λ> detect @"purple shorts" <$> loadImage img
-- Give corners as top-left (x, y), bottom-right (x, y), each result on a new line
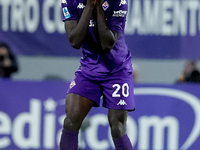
top-left (67, 71), bottom-right (135, 111)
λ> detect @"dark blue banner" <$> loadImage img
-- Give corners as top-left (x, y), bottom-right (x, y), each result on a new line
top-left (0, 80), bottom-right (200, 150)
top-left (0, 0), bottom-right (200, 59)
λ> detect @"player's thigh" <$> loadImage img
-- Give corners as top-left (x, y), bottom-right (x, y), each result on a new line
top-left (108, 109), bottom-right (128, 126)
top-left (67, 71), bottom-right (102, 107)
top-left (108, 109), bottom-right (128, 138)
top-left (65, 93), bottom-right (95, 122)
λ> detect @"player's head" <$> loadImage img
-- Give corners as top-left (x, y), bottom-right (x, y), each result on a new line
top-left (184, 60), bottom-right (197, 75)
top-left (185, 70), bottom-right (200, 82)
top-left (0, 42), bottom-right (12, 55)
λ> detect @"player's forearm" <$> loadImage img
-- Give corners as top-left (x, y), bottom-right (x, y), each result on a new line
top-left (68, 5), bottom-right (94, 49)
top-left (95, 4), bottom-right (116, 52)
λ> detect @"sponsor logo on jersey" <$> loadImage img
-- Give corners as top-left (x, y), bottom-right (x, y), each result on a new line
top-left (119, 0), bottom-right (127, 6)
top-left (63, 7), bottom-right (70, 19)
top-left (89, 20), bottom-right (96, 27)
top-left (77, 3), bottom-right (85, 9)
top-left (117, 99), bottom-right (127, 105)
top-left (62, 0), bottom-right (67, 4)
top-left (112, 10), bottom-right (127, 17)
top-left (70, 80), bottom-right (76, 88)
top-left (102, 1), bottom-right (109, 11)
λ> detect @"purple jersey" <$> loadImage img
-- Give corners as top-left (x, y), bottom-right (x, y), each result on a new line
top-left (61, 0), bottom-right (132, 80)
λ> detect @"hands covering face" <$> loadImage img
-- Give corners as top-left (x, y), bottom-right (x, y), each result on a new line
top-left (96, 0), bottom-right (104, 4)
top-left (87, 0), bottom-right (104, 6)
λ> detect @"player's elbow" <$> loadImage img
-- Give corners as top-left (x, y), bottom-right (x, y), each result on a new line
top-left (71, 43), bottom-right (81, 49)
top-left (102, 42), bottom-right (115, 53)
top-left (102, 46), bottom-right (112, 53)
top-left (69, 40), bottom-right (81, 49)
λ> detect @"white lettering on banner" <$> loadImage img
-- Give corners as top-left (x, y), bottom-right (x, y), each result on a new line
top-left (0, 112), bottom-right (11, 148)
top-left (24, 0), bottom-right (40, 33)
top-left (139, 116), bottom-right (179, 150)
top-left (1, 88), bottom-right (200, 149)
top-left (43, 0), bottom-right (55, 33)
top-left (125, 0), bottom-right (200, 36)
top-left (42, 0), bottom-right (65, 33)
top-left (172, 0), bottom-right (187, 36)
top-left (0, 0), bottom-right (64, 33)
top-left (0, 0), bottom-right (38, 32)
top-left (0, 98), bottom-right (64, 149)
top-left (57, 114), bottom-right (65, 146)
top-left (43, 113), bottom-right (56, 148)
top-left (0, 0), bottom-right (11, 31)
top-left (86, 115), bottom-right (138, 150)
top-left (134, 87), bottom-right (200, 150)
top-left (1, 0), bottom-right (39, 32)
top-left (55, 0), bottom-right (65, 33)
top-left (161, 0), bottom-right (173, 36)
top-left (12, 99), bottom-right (41, 148)
top-left (86, 114), bottom-right (109, 149)
top-left (0, 0), bottom-right (199, 35)
top-left (11, 0), bottom-right (24, 32)
top-left (188, 0), bottom-right (199, 36)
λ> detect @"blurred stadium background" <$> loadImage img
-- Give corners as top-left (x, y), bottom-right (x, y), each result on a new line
top-left (1, 0), bottom-right (200, 150)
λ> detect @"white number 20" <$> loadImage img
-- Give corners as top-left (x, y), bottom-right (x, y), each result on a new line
top-left (112, 83), bottom-right (129, 97)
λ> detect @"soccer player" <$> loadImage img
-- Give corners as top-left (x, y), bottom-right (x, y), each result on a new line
top-left (60, 0), bottom-right (135, 149)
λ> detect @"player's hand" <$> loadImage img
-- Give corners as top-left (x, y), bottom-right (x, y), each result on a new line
top-left (87, 0), bottom-right (97, 7)
top-left (96, 0), bottom-right (104, 4)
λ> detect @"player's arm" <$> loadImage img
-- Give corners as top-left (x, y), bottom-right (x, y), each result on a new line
top-left (95, 1), bottom-right (120, 52)
top-left (64, 0), bottom-right (96, 49)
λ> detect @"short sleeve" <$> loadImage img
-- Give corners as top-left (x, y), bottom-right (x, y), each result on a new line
top-left (61, 0), bottom-right (79, 21)
top-left (107, 0), bottom-right (128, 34)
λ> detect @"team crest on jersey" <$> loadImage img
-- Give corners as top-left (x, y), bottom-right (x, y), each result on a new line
top-left (70, 80), bottom-right (76, 89)
top-left (102, 1), bottom-right (109, 11)
top-left (63, 7), bottom-right (70, 19)
top-left (119, 0), bottom-right (127, 6)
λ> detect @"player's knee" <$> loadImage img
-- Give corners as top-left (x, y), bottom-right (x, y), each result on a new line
top-left (64, 117), bottom-right (82, 131)
top-left (110, 122), bottom-right (126, 138)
